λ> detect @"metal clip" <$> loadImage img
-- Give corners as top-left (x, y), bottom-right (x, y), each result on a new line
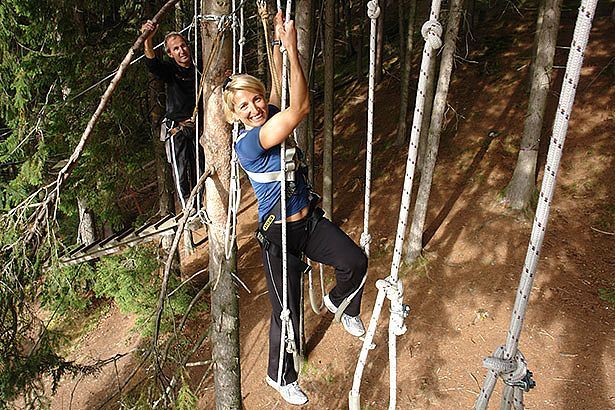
top-left (504, 370), bottom-right (536, 392)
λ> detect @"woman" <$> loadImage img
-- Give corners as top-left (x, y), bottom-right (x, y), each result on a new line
top-left (222, 13), bottom-right (367, 406)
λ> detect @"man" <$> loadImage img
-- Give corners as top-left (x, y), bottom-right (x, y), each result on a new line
top-left (140, 20), bottom-right (201, 210)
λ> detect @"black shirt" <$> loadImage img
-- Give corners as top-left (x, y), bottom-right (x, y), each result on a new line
top-left (145, 56), bottom-right (196, 122)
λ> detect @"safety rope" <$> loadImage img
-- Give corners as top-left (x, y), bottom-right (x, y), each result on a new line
top-left (349, 1), bottom-right (443, 408)
top-left (224, 0), bottom-right (246, 260)
top-left (257, 2), bottom-right (283, 99)
top-left (361, 0), bottom-right (377, 258)
top-left (194, 0), bottom-right (203, 213)
top-left (475, 0), bottom-right (598, 408)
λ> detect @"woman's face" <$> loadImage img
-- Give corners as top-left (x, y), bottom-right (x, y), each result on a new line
top-left (233, 89), bottom-right (268, 129)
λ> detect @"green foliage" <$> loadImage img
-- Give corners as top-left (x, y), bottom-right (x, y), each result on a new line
top-left (175, 381), bottom-right (198, 410)
top-left (599, 286), bottom-right (615, 304)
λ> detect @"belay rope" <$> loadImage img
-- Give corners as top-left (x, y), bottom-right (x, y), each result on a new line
top-left (349, 0), bottom-right (443, 408)
top-left (224, 0), bottom-right (246, 260)
top-left (474, 0), bottom-right (598, 408)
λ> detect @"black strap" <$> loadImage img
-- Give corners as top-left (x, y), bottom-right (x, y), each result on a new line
top-left (254, 229), bottom-right (311, 275)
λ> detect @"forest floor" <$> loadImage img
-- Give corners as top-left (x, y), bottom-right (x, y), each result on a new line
top-left (49, 7), bottom-right (613, 410)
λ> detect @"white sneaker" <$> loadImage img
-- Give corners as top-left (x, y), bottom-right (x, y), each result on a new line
top-left (265, 376), bottom-right (309, 406)
top-left (341, 314), bottom-right (366, 337)
top-left (324, 294), bottom-right (366, 337)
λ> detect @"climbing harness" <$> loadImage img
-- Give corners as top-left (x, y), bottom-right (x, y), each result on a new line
top-left (349, 1), bottom-right (443, 408)
top-left (474, 0), bottom-right (598, 408)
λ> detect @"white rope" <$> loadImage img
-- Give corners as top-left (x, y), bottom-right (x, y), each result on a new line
top-left (275, 0), bottom-right (298, 386)
top-left (194, 0), bottom-right (203, 214)
top-left (475, 0), bottom-right (598, 408)
top-left (361, 0), bottom-right (379, 257)
top-left (224, 0), bottom-right (245, 260)
top-left (349, 0), bottom-right (443, 408)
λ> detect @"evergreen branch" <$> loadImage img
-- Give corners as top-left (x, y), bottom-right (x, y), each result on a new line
top-left (19, 0), bottom-right (182, 249)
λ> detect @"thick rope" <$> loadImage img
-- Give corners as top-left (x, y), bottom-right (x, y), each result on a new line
top-left (361, 0), bottom-right (379, 257)
top-left (475, 0), bottom-right (598, 408)
top-left (224, 0), bottom-right (246, 260)
top-left (194, 0), bottom-right (203, 213)
top-left (349, 1), bottom-right (443, 408)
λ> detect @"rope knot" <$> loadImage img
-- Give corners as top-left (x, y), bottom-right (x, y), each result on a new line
top-left (280, 309), bottom-right (291, 322)
top-left (367, 1), bottom-right (381, 20)
top-left (256, 0), bottom-right (269, 20)
top-left (360, 232), bottom-right (372, 249)
top-left (421, 19), bottom-right (443, 50)
top-left (483, 346), bottom-right (536, 392)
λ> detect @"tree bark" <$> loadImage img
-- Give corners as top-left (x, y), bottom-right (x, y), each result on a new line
top-left (77, 198), bottom-right (96, 245)
top-left (405, 0), bottom-right (464, 264)
top-left (322, 0), bottom-right (335, 218)
top-left (504, 0), bottom-right (561, 210)
top-left (201, 0), bottom-right (241, 408)
top-left (295, 0), bottom-right (313, 158)
top-left (394, 0), bottom-right (418, 146)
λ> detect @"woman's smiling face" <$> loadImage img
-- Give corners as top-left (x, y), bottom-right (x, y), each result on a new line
top-left (233, 89), bottom-right (268, 129)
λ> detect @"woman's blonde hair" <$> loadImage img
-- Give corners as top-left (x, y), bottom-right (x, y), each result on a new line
top-left (222, 74), bottom-right (267, 123)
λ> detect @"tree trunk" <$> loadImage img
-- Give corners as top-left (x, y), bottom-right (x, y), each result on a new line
top-left (394, 0), bottom-right (418, 146)
top-left (374, 0), bottom-right (385, 84)
top-left (505, 0), bottom-right (561, 210)
top-left (322, 0), bottom-right (335, 218)
top-left (416, 56), bottom-right (438, 172)
top-left (201, 1), bottom-right (241, 408)
top-left (77, 198), bottom-right (96, 245)
top-left (295, 0), bottom-right (313, 157)
top-left (405, 0), bottom-right (464, 264)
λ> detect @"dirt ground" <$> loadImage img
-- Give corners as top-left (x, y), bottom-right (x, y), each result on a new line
top-left (50, 9), bottom-right (613, 410)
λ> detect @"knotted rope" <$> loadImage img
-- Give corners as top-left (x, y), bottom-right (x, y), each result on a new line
top-left (349, 0), bottom-right (443, 408)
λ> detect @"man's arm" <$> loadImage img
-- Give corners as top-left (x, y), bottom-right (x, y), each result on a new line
top-left (140, 20), bottom-right (173, 82)
top-left (140, 20), bottom-right (158, 59)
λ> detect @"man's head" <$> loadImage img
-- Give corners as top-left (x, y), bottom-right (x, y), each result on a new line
top-left (164, 32), bottom-right (191, 68)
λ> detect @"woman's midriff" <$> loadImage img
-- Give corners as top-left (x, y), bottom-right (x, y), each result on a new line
top-left (275, 204), bottom-right (310, 223)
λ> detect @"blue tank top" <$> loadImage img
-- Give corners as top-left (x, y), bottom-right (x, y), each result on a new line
top-left (235, 105), bottom-right (310, 222)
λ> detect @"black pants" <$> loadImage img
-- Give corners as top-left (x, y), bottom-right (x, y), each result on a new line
top-left (261, 213), bottom-right (367, 385)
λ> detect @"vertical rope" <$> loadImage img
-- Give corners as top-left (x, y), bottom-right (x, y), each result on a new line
top-left (276, 0), bottom-right (296, 386)
top-left (361, 0), bottom-right (379, 257)
top-left (349, 1), bottom-right (443, 408)
top-left (194, 0), bottom-right (202, 213)
top-left (475, 0), bottom-right (598, 407)
top-left (224, 0), bottom-right (245, 260)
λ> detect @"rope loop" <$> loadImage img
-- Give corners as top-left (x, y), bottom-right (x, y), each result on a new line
top-left (367, 0), bottom-right (381, 20)
top-left (421, 19), bottom-right (443, 50)
top-left (483, 346), bottom-right (534, 390)
top-left (360, 232), bottom-right (372, 249)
